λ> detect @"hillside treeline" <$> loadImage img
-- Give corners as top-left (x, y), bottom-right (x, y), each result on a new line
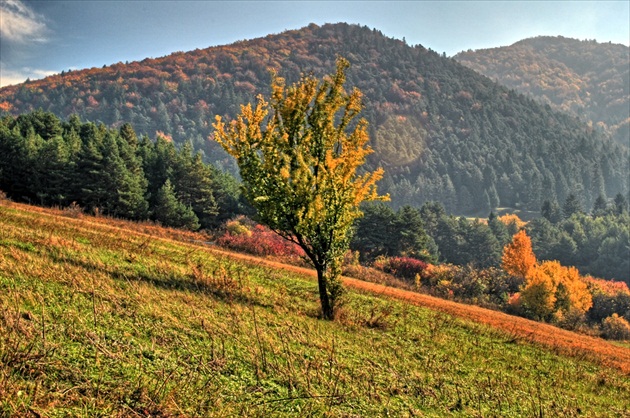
top-left (0, 23), bottom-right (627, 214)
top-left (355, 200), bottom-right (629, 285)
top-left (0, 111), bottom-right (246, 229)
top-left (454, 36), bottom-right (630, 146)
top-left (1, 110), bottom-right (628, 284)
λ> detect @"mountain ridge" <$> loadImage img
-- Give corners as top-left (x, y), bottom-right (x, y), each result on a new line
top-left (454, 36), bottom-right (630, 147)
top-left (1, 23), bottom-right (627, 214)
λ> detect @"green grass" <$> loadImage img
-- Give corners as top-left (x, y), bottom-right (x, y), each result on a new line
top-left (1, 202), bottom-right (629, 417)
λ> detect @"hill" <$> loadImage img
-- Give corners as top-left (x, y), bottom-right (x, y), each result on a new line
top-left (454, 36), bottom-right (630, 147)
top-left (1, 199), bottom-right (629, 416)
top-left (0, 24), bottom-right (628, 214)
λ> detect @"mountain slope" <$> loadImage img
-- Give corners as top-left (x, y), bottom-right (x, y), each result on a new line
top-left (1, 200), bottom-right (629, 416)
top-left (0, 24), bottom-right (627, 213)
top-left (454, 36), bottom-right (630, 147)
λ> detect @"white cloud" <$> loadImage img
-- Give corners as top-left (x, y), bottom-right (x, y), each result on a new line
top-left (0, 0), bottom-right (49, 43)
top-left (0, 66), bottom-right (56, 88)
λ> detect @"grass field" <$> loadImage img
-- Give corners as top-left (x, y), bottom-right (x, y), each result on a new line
top-left (1, 200), bottom-right (629, 417)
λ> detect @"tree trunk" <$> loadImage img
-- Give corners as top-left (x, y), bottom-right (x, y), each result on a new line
top-left (316, 267), bottom-right (334, 320)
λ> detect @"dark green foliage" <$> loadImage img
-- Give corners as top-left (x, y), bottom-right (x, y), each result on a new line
top-left (563, 194), bottom-right (583, 219)
top-left (0, 111), bottom-right (229, 228)
top-left (614, 192), bottom-right (628, 215)
top-left (592, 195), bottom-right (609, 218)
top-left (541, 200), bottom-right (563, 224)
top-left (209, 166), bottom-right (253, 227)
top-left (169, 142), bottom-right (218, 227)
top-left (153, 179), bottom-right (200, 230)
top-left (1, 24), bottom-right (626, 214)
top-left (454, 36), bottom-right (630, 146)
top-left (528, 211), bottom-right (630, 284)
top-left (588, 292), bottom-right (630, 324)
top-left (418, 202), bottom-right (502, 268)
top-left (421, 264), bottom-right (518, 307)
top-left (352, 203), bottom-right (438, 263)
top-left (488, 212), bottom-right (510, 247)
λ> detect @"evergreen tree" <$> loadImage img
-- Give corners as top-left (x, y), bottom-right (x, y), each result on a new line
top-left (541, 199), bottom-right (563, 224)
top-left (488, 211), bottom-right (511, 247)
top-left (591, 195), bottom-right (608, 218)
top-left (395, 205), bottom-right (438, 262)
top-left (465, 219), bottom-right (502, 268)
top-left (351, 203), bottom-right (398, 261)
top-left (171, 142), bottom-right (218, 228)
top-left (563, 193), bottom-right (583, 219)
top-left (614, 192), bottom-right (628, 215)
top-left (153, 179), bottom-right (200, 230)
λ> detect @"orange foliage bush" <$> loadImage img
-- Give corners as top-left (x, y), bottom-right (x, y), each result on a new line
top-left (520, 266), bottom-right (557, 320)
top-left (498, 213), bottom-right (526, 232)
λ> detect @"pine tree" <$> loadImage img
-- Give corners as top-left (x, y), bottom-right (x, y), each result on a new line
top-left (488, 211), bottom-right (511, 247)
top-left (171, 142), bottom-right (218, 228)
top-left (614, 192), bottom-right (628, 215)
top-left (591, 195), bottom-right (608, 218)
top-left (563, 193), bottom-right (583, 219)
top-left (153, 179), bottom-right (200, 230)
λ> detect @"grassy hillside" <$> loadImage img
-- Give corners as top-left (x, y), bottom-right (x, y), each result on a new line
top-left (1, 200), bottom-right (629, 417)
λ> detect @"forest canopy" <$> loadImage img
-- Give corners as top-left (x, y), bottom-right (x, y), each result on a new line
top-left (0, 23), bottom-right (627, 215)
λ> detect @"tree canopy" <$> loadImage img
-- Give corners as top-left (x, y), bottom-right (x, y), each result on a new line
top-left (214, 58), bottom-right (386, 319)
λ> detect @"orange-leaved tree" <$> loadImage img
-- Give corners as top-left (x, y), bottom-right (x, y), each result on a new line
top-left (520, 266), bottom-right (557, 320)
top-left (501, 229), bottom-right (537, 279)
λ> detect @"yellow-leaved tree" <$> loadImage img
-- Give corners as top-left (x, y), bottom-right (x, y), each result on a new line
top-left (520, 266), bottom-right (557, 320)
top-left (213, 58), bottom-right (387, 319)
top-left (537, 261), bottom-right (593, 314)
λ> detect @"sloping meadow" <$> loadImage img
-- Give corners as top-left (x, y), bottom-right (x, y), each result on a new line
top-left (1, 201), bottom-right (628, 417)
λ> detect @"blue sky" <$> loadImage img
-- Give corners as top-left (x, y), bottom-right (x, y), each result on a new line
top-left (1, 0), bottom-right (629, 87)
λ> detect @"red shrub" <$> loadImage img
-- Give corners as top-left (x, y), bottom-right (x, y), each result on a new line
top-left (217, 222), bottom-right (305, 258)
top-left (373, 256), bottom-right (428, 281)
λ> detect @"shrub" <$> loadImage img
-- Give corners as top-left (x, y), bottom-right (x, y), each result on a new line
top-left (64, 201), bottom-right (84, 218)
top-left (217, 218), bottom-right (305, 258)
top-left (225, 217), bottom-right (252, 236)
top-left (601, 314), bottom-right (630, 340)
top-left (373, 256), bottom-right (428, 282)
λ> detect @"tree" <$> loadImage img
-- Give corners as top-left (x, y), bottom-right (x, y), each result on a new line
top-left (214, 58), bottom-right (386, 319)
top-left (541, 199), bottom-right (562, 224)
top-left (591, 195), bottom-right (608, 218)
top-left (153, 179), bottom-right (200, 230)
top-left (614, 192), bottom-right (628, 215)
top-left (520, 265), bottom-right (556, 320)
top-left (488, 211), bottom-right (510, 247)
top-left (563, 193), bottom-right (583, 219)
top-left (395, 205), bottom-right (437, 262)
top-left (351, 203), bottom-right (398, 261)
top-left (501, 230), bottom-right (537, 279)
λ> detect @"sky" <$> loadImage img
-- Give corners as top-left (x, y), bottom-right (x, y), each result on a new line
top-left (1, 0), bottom-right (629, 88)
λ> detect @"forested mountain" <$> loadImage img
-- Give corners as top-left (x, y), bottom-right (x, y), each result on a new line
top-left (454, 36), bottom-right (630, 147)
top-left (0, 23), bottom-right (627, 214)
